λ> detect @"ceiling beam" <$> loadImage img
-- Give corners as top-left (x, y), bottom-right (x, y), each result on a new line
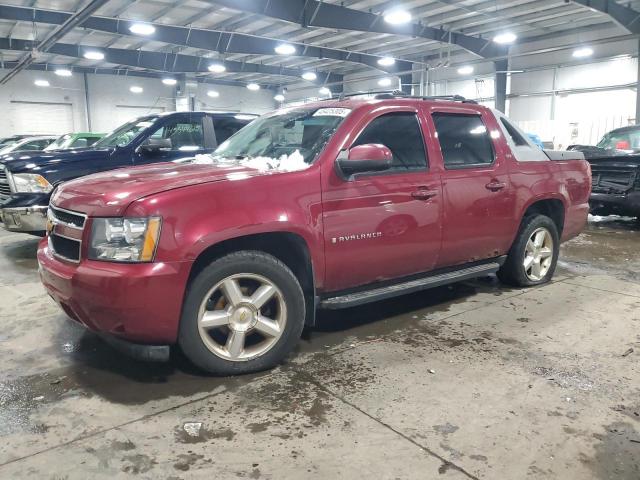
top-left (0, 0), bottom-right (111, 84)
top-left (0, 37), bottom-right (343, 85)
top-left (571, 0), bottom-right (640, 34)
top-left (0, 5), bottom-right (412, 73)
top-left (208, 0), bottom-right (507, 59)
top-left (0, 60), bottom-right (257, 88)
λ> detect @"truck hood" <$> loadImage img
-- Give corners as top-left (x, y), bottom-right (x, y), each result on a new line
top-left (0, 148), bottom-right (111, 173)
top-left (52, 160), bottom-right (270, 215)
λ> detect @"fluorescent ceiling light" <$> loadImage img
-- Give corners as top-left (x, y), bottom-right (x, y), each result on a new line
top-left (54, 68), bottom-right (72, 77)
top-left (129, 23), bottom-right (155, 35)
top-left (457, 65), bottom-right (474, 75)
top-left (247, 83), bottom-right (260, 91)
top-left (34, 79), bottom-right (50, 87)
top-left (83, 50), bottom-right (104, 60)
top-left (162, 78), bottom-right (177, 85)
top-left (377, 56), bottom-right (396, 67)
top-left (493, 32), bottom-right (517, 44)
top-left (573, 47), bottom-right (593, 58)
top-left (319, 87), bottom-right (331, 95)
top-left (384, 9), bottom-right (412, 25)
top-left (274, 94), bottom-right (285, 102)
top-left (235, 114), bottom-right (256, 120)
top-left (130, 86), bottom-right (143, 93)
top-left (378, 78), bottom-right (392, 87)
top-left (207, 90), bottom-right (220, 98)
top-left (302, 71), bottom-right (317, 81)
top-left (208, 63), bottom-right (226, 73)
top-left (275, 44), bottom-right (296, 55)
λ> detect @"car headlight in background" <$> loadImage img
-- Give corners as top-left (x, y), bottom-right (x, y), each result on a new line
top-left (12, 173), bottom-right (53, 193)
top-left (89, 217), bottom-right (161, 262)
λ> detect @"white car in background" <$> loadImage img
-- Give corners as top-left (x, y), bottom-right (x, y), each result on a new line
top-left (0, 136), bottom-right (57, 155)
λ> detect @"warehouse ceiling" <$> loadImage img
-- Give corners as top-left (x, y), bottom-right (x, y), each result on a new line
top-left (0, 0), bottom-right (639, 89)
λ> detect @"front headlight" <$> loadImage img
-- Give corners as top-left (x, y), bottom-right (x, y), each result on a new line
top-left (12, 173), bottom-right (53, 193)
top-left (89, 217), bottom-right (162, 262)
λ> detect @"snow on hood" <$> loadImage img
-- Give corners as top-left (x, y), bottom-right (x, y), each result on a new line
top-left (191, 149), bottom-right (310, 172)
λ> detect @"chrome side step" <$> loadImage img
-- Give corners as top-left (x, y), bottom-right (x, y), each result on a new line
top-left (319, 262), bottom-right (501, 309)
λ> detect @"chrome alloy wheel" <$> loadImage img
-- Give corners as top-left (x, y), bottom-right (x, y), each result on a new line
top-left (197, 273), bottom-right (287, 362)
top-left (523, 227), bottom-right (554, 281)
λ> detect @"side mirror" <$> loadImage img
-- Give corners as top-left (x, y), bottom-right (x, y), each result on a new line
top-left (139, 137), bottom-right (172, 153)
top-left (336, 143), bottom-right (392, 177)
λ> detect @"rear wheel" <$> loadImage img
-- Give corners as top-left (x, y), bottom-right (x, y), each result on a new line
top-left (179, 251), bottom-right (305, 375)
top-left (498, 214), bottom-right (559, 287)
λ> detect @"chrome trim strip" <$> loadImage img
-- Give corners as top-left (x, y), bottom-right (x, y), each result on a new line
top-left (48, 205), bottom-right (87, 230)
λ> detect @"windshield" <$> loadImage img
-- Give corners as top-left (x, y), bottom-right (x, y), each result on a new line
top-left (94, 116), bottom-right (159, 148)
top-left (44, 134), bottom-right (72, 151)
top-left (597, 128), bottom-right (640, 150)
top-left (209, 107), bottom-right (350, 170)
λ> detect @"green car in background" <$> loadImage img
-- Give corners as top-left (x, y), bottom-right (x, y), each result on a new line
top-left (43, 132), bottom-right (104, 151)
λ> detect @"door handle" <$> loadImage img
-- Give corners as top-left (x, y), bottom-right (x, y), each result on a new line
top-left (411, 188), bottom-right (438, 200)
top-left (485, 180), bottom-right (507, 192)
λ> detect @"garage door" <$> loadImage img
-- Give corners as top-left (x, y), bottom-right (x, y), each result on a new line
top-left (10, 101), bottom-right (74, 135)
top-left (114, 105), bottom-right (165, 128)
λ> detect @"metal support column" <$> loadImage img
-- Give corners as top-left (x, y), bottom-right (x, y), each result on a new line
top-left (83, 73), bottom-right (92, 131)
top-left (494, 59), bottom-right (508, 113)
top-left (636, 39), bottom-right (640, 123)
top-left (400, 73), bottom-right (412, 94)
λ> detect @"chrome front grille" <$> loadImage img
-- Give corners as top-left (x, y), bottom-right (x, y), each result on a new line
top-left (0, 166), bottom-right (12, 200)
top-left (49, 206), bottom-right (86, 229)
top-left (48, 205), bottom-right (87, 263)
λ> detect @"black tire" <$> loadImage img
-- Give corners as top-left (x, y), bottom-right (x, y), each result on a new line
top-left (178, 250), bottom-right (305, 375)
top-left (497, 214), bottom-right (560, 287)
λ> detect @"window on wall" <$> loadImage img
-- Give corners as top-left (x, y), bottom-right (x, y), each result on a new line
top-left (432, 113), bottom-right (494, 168)
top-left (352, 112), bottom-right (427, 170)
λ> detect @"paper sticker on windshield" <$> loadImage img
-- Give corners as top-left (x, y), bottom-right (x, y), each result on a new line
top-left (313, 108), bottom-right (351, 118)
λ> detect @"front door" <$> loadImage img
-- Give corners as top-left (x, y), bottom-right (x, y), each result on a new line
top-left (134, 115), bottom-right (212, 165)
top-left (427, 107), bottom-right (514, 268)
top-left (322, 108), bottom-right (442, 292)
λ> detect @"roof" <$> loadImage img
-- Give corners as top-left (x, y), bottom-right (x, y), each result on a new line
top-left (607, 125), bottom-right (640, 135)
top-left (0, 0), bottom-right (638, 90)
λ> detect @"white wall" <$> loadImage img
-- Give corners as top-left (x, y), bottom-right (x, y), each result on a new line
top-left (194, 83), bottom-right (276, 115)
top-left (509, 55), bottom-right (638, 148)
top-left (0, 70), bottom-right (276, 137)
top-left (0, 69), bottom-right (88, 136)
top-left (86, 75), bottom-right (175, 133)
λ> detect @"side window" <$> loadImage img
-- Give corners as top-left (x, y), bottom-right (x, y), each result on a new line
top-left (353, 112), bottom-right (427, 170)
top-left (19, 140), bottom-right (46, 151)
top-left (500, 118), bottom-right (528, 146)
top-left (432, 113), bottom-right (494, 168)
top-left (214, 119), bottom-right (248, 144)
top-left (149, 120), bottom-right (204, 151)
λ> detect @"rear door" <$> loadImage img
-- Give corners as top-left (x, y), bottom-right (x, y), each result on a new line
top-left (321, 106), bottom-right (442, 291)
top-left (427, 106), bottom-right (514, 267)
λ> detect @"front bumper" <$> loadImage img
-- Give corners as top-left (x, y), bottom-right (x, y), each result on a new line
top-left (590, 191), bottom-right (640, 216)
top-left (37, 238), bottom-right (193, 345)
top-left (0, 205), bottom-right (47, 233)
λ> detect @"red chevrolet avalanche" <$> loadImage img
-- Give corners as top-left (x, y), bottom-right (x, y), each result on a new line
top-left (38, 94), bottom-right (591, 375)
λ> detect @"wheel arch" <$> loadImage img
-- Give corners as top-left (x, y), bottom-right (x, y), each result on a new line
top-left (187, 231), bottom-right (317, 326)
top-left (520, 197), bottom-right (566, 236)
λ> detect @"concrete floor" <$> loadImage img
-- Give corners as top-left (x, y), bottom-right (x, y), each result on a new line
top-left (0, 217), bottom-right (639, 479)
